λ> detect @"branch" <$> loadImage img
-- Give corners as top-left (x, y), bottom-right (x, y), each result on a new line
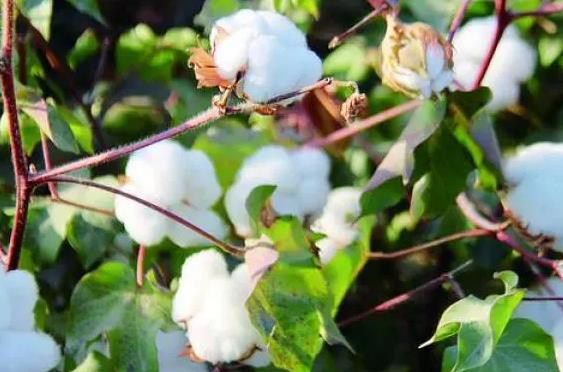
top-left (367, 228), bottom-right (491, 260)
top-left (329, 4), bottom-right (388, 49)
top-left (511, 2), bottom-right (563, 19)
top-left (448, 0), bottom-right (473, 43)
top-left (338, 260), bottom-right (473, 327)
top-left (45, 175), bottom-right (246, 258)
top-left (522, 296), bottom-right (563, 301)
top-left (306, 99), bottom-right (420, 148)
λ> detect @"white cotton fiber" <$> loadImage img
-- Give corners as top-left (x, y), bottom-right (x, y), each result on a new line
top-left (452, 16), bottom-right (536, 112)
top-left (503, 142), bottom-right (563, 251)
top-left (172, 250), bottom-right (229, 326)
top-left (125, 140), bottom-right (192, 206)
top-left (182, 150), bottom-right (222, 209)
top-left (225, 145), bottom-right (331, 238)
top-left (210, 9), bottom-right (322, 103)
top-left (4, 270), bottom-right (38, 331)
top-left (156, 330), bottom-right (207, 372)
top-left (168, 204), bottom-right (227, 248)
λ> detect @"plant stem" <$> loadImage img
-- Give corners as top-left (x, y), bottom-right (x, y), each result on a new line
top-left (448, 0), bottom-right (473, 43)
top-left (367, 228), bottom-right (491, 260)
top-left (522, 296), bottom-right (563, 301)
top-left (456, 193), bottom-right (507, 231)
top-left (511, 2), bottom-right (563, 19)
top-left (339, 260), bottom-right (473, 327)
top-left (329, 5), bottom-right (388, 49)
top-left (471, 0), bottom-right (509, 89)
top-left (1, 0), bottom-right (33, 271)
top-left (46, 175), bottom-right (246, 258)
top-left (136, 245), bottom-right (146, 288)
top-left (306, 99), bottom-right (420, 148)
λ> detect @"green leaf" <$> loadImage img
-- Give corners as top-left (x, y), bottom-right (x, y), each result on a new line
top-left (64, 0), bottom-right (105, 24)
top-left (423, 271), bottom-right (526, 371)
top-left (366, 98), bottom-right (447, 191)
top-left (410, 127), bottom-right (473, 220)
top-left (406, 0), bottom-right (461, 32)
top-left (67, 29), bottom-right (100, 69)
top-left (324, 41), bottom-right (370, 82)
top-left (72, 351), bottom-right (111, 372)
top-left (442, 319), bottom-right (559, 372)
top-left (246, 185), bottom-right (277, 234)
top-left (67, 214), bottom-right (113, 269)
top-left (66, 262), bottom-right (172, 369)
top-left (56, 104), bottom-right (94, 154)
top-left (360, 177), bottom-right (404, 216)
top-left (248, 219), bottom-right (350, 371)
top-left (19, 0), bottom-right (53, 40)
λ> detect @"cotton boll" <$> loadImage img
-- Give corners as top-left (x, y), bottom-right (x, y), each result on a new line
top-left (292, 148), bottom-right (331, 179)
top-left (324, 187), bottom-right (362, 218)
top-left (188, 278), bottom-right (261, 364)
top-left (482, 76), bottom-right (520, 112)
top-left (156, 331), bottom-right (207, 372)
top-left (316, 238), bottom-right (340, 265)
top-left (214, 28), bottom-right (257, 81)
top-left (173, 250), bottom-right (229, 326)
top-left (4, 270), bottom-right (38, 331)
top-left (271, 190), bottom-right (303, 217)
top-left (257, 10), bottom-right (306, 47)
top-left (125, 140), bottom-right (191, 206)
top-left (0, 280), bottom-right (11, 330)
top-left (168, 204), bottom-right (227, 248)
top-left (214, 9), bottom-right (265, 39)
top-left (114, 184), bottom-right (169, 246)
top-left (237, 145), bottom-right (298, 192)
top-left (0, 330), bottom-right (61, 372)
top-left (503, 142), bottom-right (563, 185)
top-left (513, 278), bottom-right (563, 333)
top-left (230, 263), bottom-right (252, 301)
top-left (452, 17), bottom-right (497, 61)
top-left (183, 150), bottom-right (222, 209)
top-left (451, 60), bottom-right (478, 90)
top-left (242, 349), bottom-right (271, 368)
top-left (491, 37), bottom-right (536, 82)
top-left (295, 178), bottom-right (331, 216)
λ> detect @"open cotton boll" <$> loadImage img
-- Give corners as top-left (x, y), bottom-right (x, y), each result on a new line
top-left (173, 250), bottom-right (229, 326)
top-left (295, 178), bottom-right (331, 216)
top-left (125, 140), bottom-right (192, 206)
top-left (214, 28), bottom-right (257, 81)
top-left (514, 278), bottom-right (563, 333)
top-left (0, 331), bottom-right (61, 372)
top-left (156, 331), bottom-right (207, 372)
top-left (183, 150), bottom-right (222, 209)
top-left (316, 237), bottom-right (340, 265)
top-left (292, 148), bottom-right (331, 179)
top-left (168, 204), bottom-right (227, 248)
top-left (237, 145), bottom-right (298, 192)
top-left (242, 348), bottom-right (271, 368)
top-left (3, 270), bottom-right (38, 331)
top-left (114, 183), bottom-right (169, 246)
top-left (256, 10), bottom-right (306, 47)
top-left (481, 76), bottom-right (520, 113)
top-left (503, 142), bottom-right (563, 185)
top-left (224, 181), bottom-right (255, 237)
top-left (188, 277), bottom-right (262, 364)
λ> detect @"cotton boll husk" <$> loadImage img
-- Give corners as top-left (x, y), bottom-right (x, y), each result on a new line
top-left (316, 238), bottom-right (340, 265)
top-left (168, 204), bottom-right (227, 248)
top-left (4, 270), bottom-right (38, 331)
top-left (295, 178), bottom-right (331, 216)
top-left (173, 250), bottom-right (229, 326)
top-left (503, 142), bottom-right (563, 185)
top-left (182, 150), bottom-right (223, 209)
top-left (114, 183), bottom-right (169, 246)
top-left (224, 181), bottom-right (255, 238)
top-left (188, 278), bottom-right (261, 364)
top-left (156, 331), bottom-right (207, 372)
top-left (291, 148), bottom-right (331, 179)
top-left (125, 140), bottom-right (191, 205)
top-left (0, 330), bottom-right (61, 372)
top-left (214, 28), bottom-right (257, 81)
top-left (513, 278), bottom-right (563, 333)
top-left (504, 177), bottom-right (563, 249)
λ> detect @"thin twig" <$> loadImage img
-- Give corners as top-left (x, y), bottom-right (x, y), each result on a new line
top-left (51, 198), bottom-right (114, 217)
top-left (306, 99), bottom-right (420, 148)
top-left (46, 175), bottom-right (246, 258)
top-left (448, 0), bottom-right (473, 43)
top-left (456, 193), bottom-right (508, 231)
top-left (136, 245), bottom-right (146, 288)
top-left (510, 2), bottom-right (563, 19)
top-left (329, 5), bottom-right (388, 49)
top-left (522, 296), bottom-right (563, 301)
top-left (367, 228), bottom-right (491, 260)
top-left (339, 260), bottom-right (473, 327)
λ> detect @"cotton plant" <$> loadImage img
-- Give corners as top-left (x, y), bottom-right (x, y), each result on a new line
top-left (379, 12), bottom-right (454, 99)
top-left (502, 142), bottom-right (563, 252)
top-left (114, 140), bottom-right (227, 247)
top-left (189, 9), bottom-right (323, 104)
top-left (225, 145), bottom-right (331, 237)
top-left (514, 278), bottom-right (563, 368)
top-left (311, 187), bottom-right (362, 264)
top-left (172, 250), bottom-right (270, 367)
top-left (453, 16), bottom-right (536, 112)
top-left (0, 269), bottom-right (61, 372)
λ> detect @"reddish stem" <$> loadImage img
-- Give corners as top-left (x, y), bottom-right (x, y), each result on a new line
top-left (46, 175), bottom-right (246, 258)
top-left (306, 99), bottom-right (420, 148)
top-left (511, 3), bottom-right (563, 19)
top-left (339, 260), bottom-right (473, 327)
top-left (471, 0), bottom-right (509, 89)
top-left (329, 6), bottom-right (388, 49)
top-left (522, 296), bottom-right (563, 301)
top-left (136, 245), bottom-right (146, 287)
top-left (448, 0), bottom-right (473, 43)
top-left (367, 228), bottom-right (491, 260)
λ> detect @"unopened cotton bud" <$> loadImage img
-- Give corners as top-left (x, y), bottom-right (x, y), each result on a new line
top-left (380, 15), bottom-right (453, 98)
